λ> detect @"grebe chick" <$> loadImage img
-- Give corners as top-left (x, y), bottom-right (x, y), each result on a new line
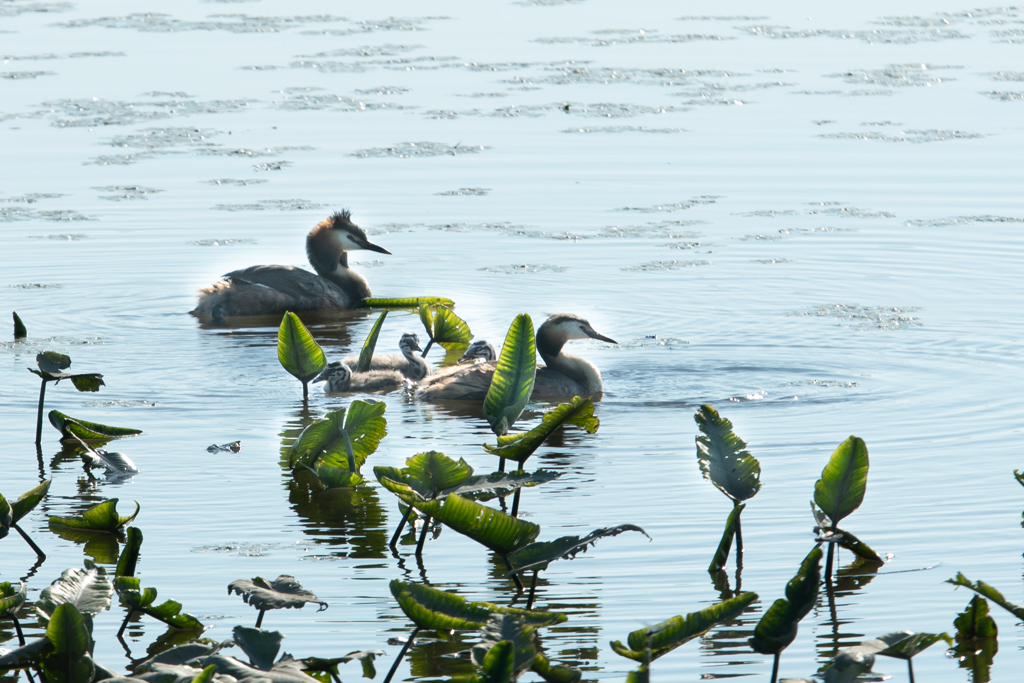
top-left (313, 361), bottom-right (406, 394)
top-left (415, 314), bottom-right (616, 401)
top-left (343, 332), bottom-right (431, 380)
top-left (458, 340), bottom-right (497, 364)
top-left (191, 211), bottom-right (390, 321)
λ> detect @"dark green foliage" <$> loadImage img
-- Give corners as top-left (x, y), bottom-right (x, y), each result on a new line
top-left (509, 525), bottom-right (649, 575)
top-left (356, 311), bottom-right (388, 372)
top-left (48, 410), bottom-right (142, 441)
top-left (49, 498), bottom-right (139, 534)
top-left (749, 548), bottom-right (821, 655)
top-left (484, 314), bottom-right (536, 437)
top-left (228, 575), bottom-right (328, 613)
top-left (813, 436), bottom-right (869, 528)
top-left (484, 396), bottom-right (598, 464)
top-left (694, 405), bottom-right (762, 502)
top-left (13, 312), bottom-right (26, 339)
top-left (708, 504), bottom-right (744, 572)
top-left (277, 311), bottom-right (327, 399)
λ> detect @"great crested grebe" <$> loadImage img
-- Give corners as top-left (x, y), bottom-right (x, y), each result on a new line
top-left (313, 361), bottom-right (406, 394)
top-left (191, 211), bottom-right (390, 320)
top-left (415, 314), bottom-right (616, 401)
top-left (344, 332), bottom-right (431, 380)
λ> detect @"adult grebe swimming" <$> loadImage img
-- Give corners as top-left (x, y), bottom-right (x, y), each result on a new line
top-left (415, 314), bottom-right (616, 400)
top-left (191, 211), bottom-right (390, 321)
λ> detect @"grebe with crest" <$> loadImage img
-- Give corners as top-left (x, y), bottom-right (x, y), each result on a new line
top-left (191, 211), bottom-right (390, 321)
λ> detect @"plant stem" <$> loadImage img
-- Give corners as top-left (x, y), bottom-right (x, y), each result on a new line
top-left (117, 608), bottom-right (134, 638)
top-left (825, 541), bottom-right (835, 582)
top-left (415, 517), bottom-right (431, 556)
top-left (11, 616), bottom-right (25, 646)
top-left (390, 508), bottom-right (412, 549)
top-left (525, 571), bottom-right (539, 610)
top-left (500, 554), bottom-right (524, 591)
top-left (511, 488), bottom-right (522, 517)
top-left (497, 457), bottom-right (506, 473)
top-left (255, 609), bottom-right (265, 628)
top-left (770, 652), bottom-right (780, 683)
top-left (421, 339), bottom-right (434, 358)
top-left (383, 626), bottom-right (419, 683)
top-left (35, 378), bottom-right (47, 445)
top-left (734, 502), bottom-right (743, 556)
top-left (302, 380), bottom-right (309, 402)
top-left (13, 523), bottom-right (45, 560)
top-left (907, 658), bottom-right (915, 683)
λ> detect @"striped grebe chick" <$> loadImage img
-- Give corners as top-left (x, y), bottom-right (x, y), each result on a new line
top-left (344, 332), bottom-right (431, 380)
top-left (191, 211), bottom-right (390, 321)
top-left (313, 361), bottom-right (407, 394)
top-left (458, 340), bottom-right (497, 364)
top-left (415, 314), bottom-right (616, 401)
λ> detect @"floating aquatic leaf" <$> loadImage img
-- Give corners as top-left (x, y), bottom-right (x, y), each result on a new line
top-left (610, 592), bottom-right (758, 662)
top-left (876, 630), bottom-right (951, 659)
top-left (484, 396), bottom-right (597, 464)
top-left (0, 582), bottom-right (27, 619)
top-left (115, 578), bottom-right (204, 630)
top-left (364, 296), bottom-right (455, 308)
top-left (509, 525), bottom-right (649, 575)
top-left (277, 311), bottom-right (327, 400)
top-left (356, 311), bottom-right (387, 373)
top-left (694, 405), bottom-right (761, 502)
top-left (290, 400), bottom-right (387, 473)
top-left (397, 493), bottom-right (540, 555)
top-left (49, 499), bottom-right (139, 534)
top-left (484, 314), bottom-right (536, 436)
top-left (228, 575), bottom-right (328, 613)
top-left (36, 561), bottom-right (113, 624)
top-left (813, 436), bottom-right (869, 527)
top-left (389, 580), bottom-right (565, 631)
top-left (48, 410), bottom-right (141, 442)
top-left (10, 479), bottom-right (51, 524)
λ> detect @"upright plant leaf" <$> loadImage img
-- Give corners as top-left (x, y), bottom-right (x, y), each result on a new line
top-left (401, 493), bottom-right (540, 555)
top-left (610, 592), bottom-right (758, 662)
top-left (49, 498), bottom-right (139, 534)
top-left (471, 616), bottom-right (537, 680)
top-left (694, 405), bottom-right (762, 502)
top-left (290, 401), bottom-right (387, 471)
top-left (228, 576), bottom-right (328, 613)
top-left (232, 626), bottom-right (284, 671)
top-left (11, 479), bottom-right (51, 523)
top-left (813, 436), bottom-right (869, 527)
top-left (708, 504), bottom-right (744, 572)
top-left (38, 351), bottom-right (71, 374)
top-left (484, 397), bottom-right (598, 464)
top-left (484, 314), bottom-right (536, 437)
top-left (389, 580), bottom-right (565, 631)
top-left (115, 527), bottom-right (144, 578)
top-left (429, 307), bottom-right (473, 350)
top-left (947, 572), bottom-right (1024, 620)
top-left (356, 311), bottom-right (388, 373)
top-left (364, 296), bottom-right (455, 308)
top-left (48, 410), bottom-right (142, 441)
top-left (0, 582), bottom-right (27, 618)
top-left (116, 579), bottom-right (205, 630)
top-left (749, 548), bottom-right (822, 655)
top-left (13, 312), bottom-right (27, 339)
top-left (374, 451), bottom-right (474, 499)
top-left (953, 595), bottom-right (998, 640)
top-left (876, 631), bottom-right (951, 659)
top-left (36, 561), bottom-right (113, 624)
top-left (277, 311), bottom-right (327, 383)
top-left (42, 603), bottom-right (94, 683)
top-left (473, 639), bottom-right (516, 682)
top-left (0, 494), bottom-right (11, 540)
top-left (509, 525), bottom-right (649, 575)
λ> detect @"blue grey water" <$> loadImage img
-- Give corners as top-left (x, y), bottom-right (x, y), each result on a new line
top-left (2, 0), bottom-right (1024, 680)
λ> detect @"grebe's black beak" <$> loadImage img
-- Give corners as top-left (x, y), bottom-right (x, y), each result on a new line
top-left (359, 236), bottom-right (391, 255)
top-left (587, 329), bottom-right (617, 344)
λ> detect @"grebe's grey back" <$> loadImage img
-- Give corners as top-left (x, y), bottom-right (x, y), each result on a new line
top-left (191, 211), bottom-right (390, 321)
top-left (344, 332), bottom-right (431, 380)
top-left (415, 314), bottom-right (615, 401)
top-left (313, 361), bottom-right (407, 394)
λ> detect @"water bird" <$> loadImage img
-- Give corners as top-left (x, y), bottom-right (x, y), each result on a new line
top-left (191, 211), bottom-right (390, 321)
top-left (416, 314), bottom-right (616, 400)
top-left (313, 361), bottom-right (407, 394)
top-left (458, 340), bottom-right (497, 364)
top-left (344, 332), bottom-right (432, 380)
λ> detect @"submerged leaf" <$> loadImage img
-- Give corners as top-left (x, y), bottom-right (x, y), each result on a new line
top-left (484, 314), bottom-right (537, 437)
top-left (356, 311), bottom-right (388, 373)
top-left (405, 493), bottom-right (540, 555)
top-left (277, 312), bottom-right (327, 383)
top-left (48, 410), bottom-right (142, 442)
top-left (694, 405), bottom-right (762, 502)
top-left (49, 498), bottom-right (139, 534)
top-left (509, 525), bottom-right (649, 575)
top-left (813, 436), bottom-right (869, 527)
top-left (36, 561), bottom-right (113, 624)
top-left (228, 575), bottom-right (328, 613)
top-left (611, 592), bottom-right (758, 662)
top-left (484, 397), bottom-right (598, 464)
top-left (390, 580), bottom-right (565, 632)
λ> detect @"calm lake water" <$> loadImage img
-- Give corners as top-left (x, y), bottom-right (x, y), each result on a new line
top-left (3, 1), bottom-right (1024, 681)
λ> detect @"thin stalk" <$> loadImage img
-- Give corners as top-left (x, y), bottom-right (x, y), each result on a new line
top-left (11, 616), bottom-right (25, 646)
top-left (415, 517), bottom-right (431, 556)
top-left (497, 457), bottom-right (506, 474)
top-left (255, 609), bottom-right (266, 628)
top-left (13, 523), bottom-right (46, 560)
top-left (511, 488), bottom-right (523, 518)
top-left (25, 669), bottom-right (37, 683)
top-left (525, 571), bottom-right (539, 610)
top-left (329, 672), bottom-right (342, 683)
top-left (825, 541), bottom-right (835, 582)
top-left (35, 379), bottom-right (47, 445)
top-left (500, 554), bottom-right (524, 591)
top-left (117, 608), bottom-right (134, 638)
top-left (733, 502), bottom-right (743, 556)
top-left (907, 658), bottom-right (915, 683)
top-left (383, 626), bottom-right (419, 683)
top-left (390, 507), bottom-right (412, 549)
top-left (421, 339), bottom-right (434, 358)
top-left (770, 652), bottom-right (780, 683)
